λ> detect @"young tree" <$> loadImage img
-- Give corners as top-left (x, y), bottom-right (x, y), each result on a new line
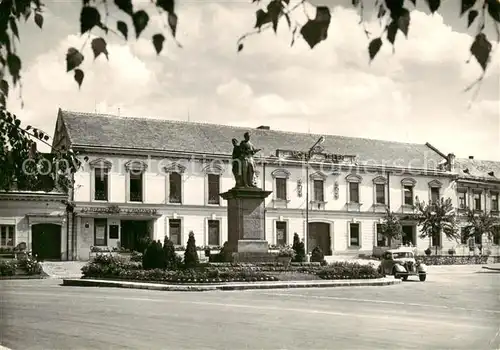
top-left (291, 232), bottom-right (306, 262)
top-left (163, 235), bottom-right (180, 269)
top-left (462, 209), bottom-right (500, 254)
top-left (414, 197), bottom-right (459, 255)
top-left (379, 208), bottom-right (403, 247)
top-left (183, 231), bottom-right (199, 268)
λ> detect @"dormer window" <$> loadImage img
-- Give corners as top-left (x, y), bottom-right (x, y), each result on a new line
top-left (89, 158), bottom-right (112, 202)
top-left (125, 160), bottom-right (147, 203)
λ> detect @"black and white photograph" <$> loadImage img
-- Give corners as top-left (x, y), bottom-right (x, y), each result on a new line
top-left (0, 0), bottom-right (499, 349)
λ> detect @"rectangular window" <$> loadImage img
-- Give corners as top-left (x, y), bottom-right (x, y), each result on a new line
top-left (473, 192), bottom-right (482, 211)
top-left (349, 182), bottom-right (359, 203)
top-left (430, 187), bottom-right (440, 203)
top-left (208, 174), bottom-right (220, 204)
top-left (314, 180), bottom-right (324, 202)
top-left (491, 192), bottom-right (499, 212)
top-left (169, 219), bottom-right (181, 245)
top-left (376, 224), bottom-right (386, 247)
top-left (493, 226), bottom-right (500, 245)
top-left (460, 227), bottom-right (468, 244)
top-left (403, 185), bottom-right (414, 206)
top-left (276, 178), bottom-right (287, 200)
top-left (375, 184), bottom-right (385, 204)
top-left (0, 225), bottom-right (15, 247)
top-left (129, 173), bottom-right (143, 202)
top-left (208, 220), bottom-right (220, 246)
top-left (475, 233), bottom-right (482, 245)
top-left (431, 233), bottom-right (441, 247)
top-left (349, 223), bottom-right (360, 246)
top-left (109, 225), bottom-right (119, 239)
top-left (276, 221), bottom-right (287, 246)
top-left (94, 168), bottom-right (108, 201)
top-left (169, 172), bottom-right (182, 203)
top-left (458, 191), bottom-right (467, 209)
top-left (94, 219), bottom-right (107, 246)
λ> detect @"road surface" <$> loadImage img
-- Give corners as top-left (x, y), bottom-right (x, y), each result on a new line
top-left (1, 271), bottom-right (499, 349)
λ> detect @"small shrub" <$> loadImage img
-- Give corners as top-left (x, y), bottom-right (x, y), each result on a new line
top-left (0, 260), bottom-right (17, 276)
top-left (424, 247), bottom-right (432, 256)
top-left (130, 251), bottom-right (143, 262)
top-left (310, 246), bottom-right (324, 263)
top-left (163, 236), bottom-right (182, 269)
top-left (142, 240), bottom-right (166, 270)
top-left (137, 236), bottom-right (153, 254)
top-left (17, 254), bottom-right (42, 275)
top-left (448, 248), bottom-right (456, 256)
top-left (209, 241), bottom-right (233, 263)
top-left (278, 246), bottom-right (295, 258)
top-left (184, 231), bottom-right (199, 268)
top-left (291, 233), bottom-right (306, 262)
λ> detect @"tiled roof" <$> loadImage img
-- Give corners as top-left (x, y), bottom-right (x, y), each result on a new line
top-left (59, 109), bottom-right (446, 169)
top-left (454, 158), bottom-right (500, 182)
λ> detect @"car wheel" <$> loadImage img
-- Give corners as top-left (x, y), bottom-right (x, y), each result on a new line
top-left (402, 275), bottom-right (408, 281)
top-left (377, 265), bottom-right (383, 275)
top-left (392, 268), bottom-right (400, 279)
top-left (419, 274), bottom-right (426, 282)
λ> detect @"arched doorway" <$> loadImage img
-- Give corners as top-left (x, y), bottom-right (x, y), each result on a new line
top-left (308, 222), bottom-right (332, 255)
top-left (32, 223), bottom-right (62, 261)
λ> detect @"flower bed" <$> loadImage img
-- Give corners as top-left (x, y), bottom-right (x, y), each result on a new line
top-left (0, 254), bottom-right (43, 277)
top-left (81, 256), bottom-right (383, 283)
top-left (316, 262), bottom-right (383, 280)
top-left (417, 255), bottom-right (500, 265)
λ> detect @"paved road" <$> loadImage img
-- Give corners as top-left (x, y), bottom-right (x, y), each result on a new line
top-left (1, 272), bottom-right (499, 350)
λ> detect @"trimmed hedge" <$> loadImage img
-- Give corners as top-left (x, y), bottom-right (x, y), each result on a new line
top-left (417, 255), bottom-right (500, 265)
top-left (0, 254), bottom-right (43, 276)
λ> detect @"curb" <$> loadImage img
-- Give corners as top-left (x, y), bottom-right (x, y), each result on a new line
top-left (482, 266), bottom-right (500, 272)
top-left (62, 277), bottom-right (401, 291)
top-left (0, 274), bottom-right (47, 280)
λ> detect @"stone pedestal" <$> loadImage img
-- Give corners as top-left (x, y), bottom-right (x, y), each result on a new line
top-left (219, 187), bottom-right (272, 256)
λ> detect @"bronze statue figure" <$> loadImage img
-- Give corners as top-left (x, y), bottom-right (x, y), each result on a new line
top-left (231, 132), bottom-right (261, 188)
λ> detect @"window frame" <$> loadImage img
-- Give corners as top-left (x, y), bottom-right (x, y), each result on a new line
top-left (275, 220), bottom-right (288, 246)
top-left (125, 160), bottom-right (147, 203)
top-left (271, 169), bottom-right (290, 202)
top-left (168, 218), bottom-right (182, 246)
top-left (164, 162), bottom-right (186, 205)
top-left (207, 219), bottom-right (221, 246)
top-left (349, 222), bottom-right (360, 247)
top-left (401, 178), bottom-right (417, 207)
top-left (89, 158), bottom-right (112, 202)
top-left (0, 225), bottom-right (15, 248)
top-left (94, 218), bottom-right (108, 247)
top-left (203, 164), bottom-right (224, 206)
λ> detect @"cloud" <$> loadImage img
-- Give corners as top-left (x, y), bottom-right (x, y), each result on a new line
top-left (6, 1), bottom-right (499, 161)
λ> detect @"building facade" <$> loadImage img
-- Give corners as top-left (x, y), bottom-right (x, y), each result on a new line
top-left (49, 109), bottom-right (478, 261)
top-left (451, 156), bottom-right (500, 255)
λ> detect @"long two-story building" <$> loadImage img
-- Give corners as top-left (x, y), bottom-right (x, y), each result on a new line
top-left (48, 109), bottom-right (468, 261)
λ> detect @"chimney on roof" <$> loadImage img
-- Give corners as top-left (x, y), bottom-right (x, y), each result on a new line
top-left (257, 125), bottom-right (270, 130)
top-left (469, 156), bottom-right (474, 159)
top-left (446, 153), bottom-right (456, 171)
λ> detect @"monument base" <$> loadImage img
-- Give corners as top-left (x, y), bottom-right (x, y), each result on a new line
top-left (237, 239), bottom-right (268, 253)
top-left (232, 252), bottom-right (277, 263)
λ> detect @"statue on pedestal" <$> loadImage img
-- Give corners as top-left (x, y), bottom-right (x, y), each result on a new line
top-left (231, 132), bottom-right (261, 188)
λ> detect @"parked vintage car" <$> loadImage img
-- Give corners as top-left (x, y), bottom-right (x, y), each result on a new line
top-left (378, 247), bottom-right (427, 281)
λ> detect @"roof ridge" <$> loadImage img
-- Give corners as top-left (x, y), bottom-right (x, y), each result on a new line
top-left (59, 109), bottom-right (428, 147)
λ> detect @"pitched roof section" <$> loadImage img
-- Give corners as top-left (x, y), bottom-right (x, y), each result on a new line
top-left (455, 158), bottom-right (500, 182)
top-left (59, 109), bottom-right (446, 169)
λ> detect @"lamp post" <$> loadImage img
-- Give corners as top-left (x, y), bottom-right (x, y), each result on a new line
top-left (304, 136), bottom-right (325, 257)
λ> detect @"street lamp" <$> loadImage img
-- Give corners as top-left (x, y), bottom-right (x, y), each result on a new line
top-left (305, 136), bottom-right (325, 257)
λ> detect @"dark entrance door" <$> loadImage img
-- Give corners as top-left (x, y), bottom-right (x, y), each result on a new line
top-left (32, 223), bottom-right (61, 261)
top-left (121, 220), bottom-right (150, 253)
top-left (308, 222), bottom-right (332, 255)
top-left (402, 225), bottom-right (415, 245)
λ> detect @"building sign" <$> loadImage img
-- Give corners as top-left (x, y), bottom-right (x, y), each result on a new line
top-left (80, 206), bottom-right (158, 216)
top-left (275, 149), bottom-right (357, 164)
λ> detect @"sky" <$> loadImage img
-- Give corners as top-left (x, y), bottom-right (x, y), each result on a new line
top-left (7, 0), bottom-right (500, 161)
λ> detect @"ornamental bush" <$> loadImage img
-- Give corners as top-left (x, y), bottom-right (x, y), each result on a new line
top-left (0, 260), bottom-right (17, 276)
top-left (142, 240), bottom-right (166, 270)
top-left (310, 246), bottom-right (324, 263)
top-left (163, 236), bottom-right (182, 269)
top-left (17, 254), bottom-right (42, 275)
top-left (291, 233), bottom-right (306, 262)
top-left (316, 262), bottom-right (382, 280)
top-left (184, 231), bottom-right (199, 268)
